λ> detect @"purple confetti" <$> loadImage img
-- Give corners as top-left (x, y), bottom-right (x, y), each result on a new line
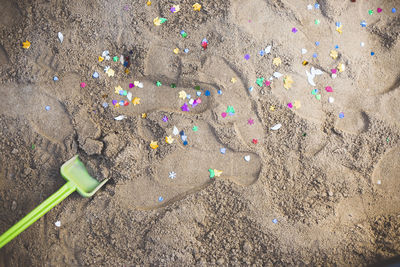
top-left (244, 54), bottom-right (250, 60)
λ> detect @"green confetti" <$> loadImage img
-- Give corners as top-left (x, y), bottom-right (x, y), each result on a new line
top-left (368, 10), bottom-right (374, 15)
top-left (302, 133), bottom-right (307, 137)
top-left (170, 83), bottom-right (176, 88)
top-left (226, 106), bottom-right (235, 114)
top-left (315, 94), bottom-right (321, 100)
top-left (156, 81), bottom-right (162, 87)
top-left (208, 169), bottom-right (215, 178)
top-left (160, 18), bottom-right (168, 24)
top-left (315, 19), bottom-right (320, 25)
top-left (181, 32), bottom-right (187, 38)
top-left (256, 78), bottom-right (265, 87)
top-left (194, 85), bottom-right (200, 90)
top-left (386, 137), bottom-right (390, 143)
top-left (192, 126), bottom-right (198, 132)
top-left (31, 144), bottom-right (35, 150)
top-left (113, 56), bottom-right (119, 62)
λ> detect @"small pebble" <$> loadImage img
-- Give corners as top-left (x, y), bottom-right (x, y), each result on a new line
top-left (45, 105), bottom-right (51, 111)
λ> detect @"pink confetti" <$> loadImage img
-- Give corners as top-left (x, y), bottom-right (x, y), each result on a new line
top-left (377, 8), bottom-right (382, 13)
top-left (80, 82), bottom-right (86, 88)
top-left (325, 86), bottom-right (333, 92)
top-left (331, 69), bottom-right (337, 74)
top-left (129, 83), bottom-right (134, 88)
top-left (287, 103), bottom-right (293, 108)
top-left (221, 112), bottom-right (227, 118)
top-left (265, 80), bottom-right (271, 86)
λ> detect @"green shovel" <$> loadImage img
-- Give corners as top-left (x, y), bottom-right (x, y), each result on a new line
top-left (0, 155), bottom-right (109, 249)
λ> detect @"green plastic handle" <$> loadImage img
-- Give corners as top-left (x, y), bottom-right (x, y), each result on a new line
top-left (0, 181), bottom-right (76, 249)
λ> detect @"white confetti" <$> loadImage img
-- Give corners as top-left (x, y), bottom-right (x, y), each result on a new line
top-left (270, 123), bottom-right (282, 130)
top-left (55, 221), bottom-right (61, 227)
top-left (328, 97), bottom-right (335, 103)
top-left (306, 70), bottom-right (316, 86)
top-left (301, 48), bottom-right (307, 54)
top-left (138, 82), bottom-right (144, 88)
top-left (58, 32), bottom-right (64, 43)
top-left (265, 45), bottom-right (272, 54)
top-left (273, 72), bottom-right (283, 78)
top-left (172, 126), bottom-right (179, 136)
top-left (244, 155), bottom-right (251, 162)
top-left (127, 92), bottom-right (132, 101)
top-left (114, 115), bottom-right (127, 121)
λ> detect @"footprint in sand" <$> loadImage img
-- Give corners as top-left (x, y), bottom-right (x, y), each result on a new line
top-left (116, 118), bottom-right (261, 210)
top-left (112, 51), bottom-right (263, 209)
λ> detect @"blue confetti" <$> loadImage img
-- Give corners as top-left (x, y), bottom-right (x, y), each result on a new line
top-left (179, 130), bottom-right (185, 136)
top-left (339, 112), bottom-right (344, 119)
top-left (92, 71), bottom-right (99, 78)
top-left (248, 86), bottom-right (253, 92)
top-left (217, 89), bottom-right (222, 95)
top-left (184, 48), bottom-right (189, 53)
top-left (45, 105), bottom-right (51, 111)
top-left (186, 94), bottom-right (191, 99)
top-left (183, 140), bottom-right (188, 146)
top-left (196, 91), bottom-right (202, 96)
top-left (392, 8), bottom-right (396, 13)
top-left (158, 196), bottom-right (164, 202)
top-left (334, 45), bottom-right (339, 49)
top-left (313, 53), bottom-right (318, 58)
top-left (102, 102), bottom-right (108, 108)
top-left (360, 20), bottom-right (367, 27)
top-left (202, 38), bottom-right (208, 43)
top-left (371, 51), bottom-right (375, 56)
top-left (314, 3), bottom-right (320, 9)
top-left (53, 76), bottom-right (59, 81)
top-left (220, 148), bottom-right (226, 154)
top-left (315, 41), bottom-right (320, 46)
top-left (205, 90), bottom-right (210, 96)
top-left (272, 219), bottom-right (278, 224)
top-left (259, 50), bottom-right (265, 56)
top-left (335, 22), bottom-right (341, 27)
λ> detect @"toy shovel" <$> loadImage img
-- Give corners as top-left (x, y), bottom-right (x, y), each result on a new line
top-left (0, 155), bottom-right (109, 249)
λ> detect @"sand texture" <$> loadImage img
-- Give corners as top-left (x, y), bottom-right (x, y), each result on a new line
top-left (1, 0), bottom-right (400, 265)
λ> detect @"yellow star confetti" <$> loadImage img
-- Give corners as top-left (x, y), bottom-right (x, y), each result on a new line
top-left (231, 77), bottom-right (237, 83)
top-left (106, 68), bottom-right (115, 77)
top-left (270, 106), bottom-right (275, 111)
top-left (172, 5), bottom-right (180, 13)
top-left (273, 57), bottom-right (282, 66)
top-left (141, 113), bottom-right (147, 118)
top-left (146, 0), bottom-right (151, 6)
top-left (153, 17), bottom-right (162, 26)
top-left (22, 40), bottom-right (31, 49)
top-left (134, 81), bottom-right (140, 86)
top-left (336, 25), bottom-right (343, 34)
top-left (283, 75), bottom-right (293, 89)
top-left (330, 50), bottom-right (338, 59)
top-left (214, 170), bottom-right (223, 177)
top-left (337, 63), bottom-right (345, 72)
top-left (114, 85), bottom-right (122, 94)
top-left (125, 68), bottom-right (130, 74)
top-left (98, 56), bottom-right (104, 62)
top-left (150, 141), bottom-right (158, 149)
top-left (193, 3), bottom-right (201, 11)
top-left (178, 90), bottom-right (187, 99)
top-left (132, 97), bottom-right (141, 105)
top-left (173, 48), bottom-right (180, 54)
top-left (165, 136), bottom-right (174, 144)
top-left (293, 100), bottom-right (301, 109)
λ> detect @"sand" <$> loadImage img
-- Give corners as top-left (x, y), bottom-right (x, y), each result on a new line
top-left (0, 0), bottom-right (400, 265)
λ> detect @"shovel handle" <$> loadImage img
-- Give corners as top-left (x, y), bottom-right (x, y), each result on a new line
top-left (0, 181), bottom-right (76, 249)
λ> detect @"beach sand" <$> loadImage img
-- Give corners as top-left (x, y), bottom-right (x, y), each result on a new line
top-left (0, 0), bottom-right (400, 265)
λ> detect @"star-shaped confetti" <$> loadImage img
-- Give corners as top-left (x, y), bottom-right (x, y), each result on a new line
top-left (170, 5), bottom-right (180, 13)
top-left (336, 25), bottom-right (343, 34)
top-left (165, 136), bottom-right (174, 144)
top-left (231, 77), bottom-right (237, 83)
top-left (98, 56), bottom-right (104, 62)
top-left (273, 57), bottom-right (282, 66)
top-left (192, 126), bottom-right (198, 132)
top-left (150, 141), bottom-right (158, 149)
top-left (106, 68), bottom-right (115, 77)
top-left (141, 113), bottom-right (147, 118)
top-left (193, 3), bottom-right (201, 11)
top-left (173, 48), bottom-right (179, 54)
top-left (156, 81), bottom-right (162, 87)
top-left (181, 103), bottom-right (190, 112)
top-left (22, 40), bottom-right (31, 49)
top-left (248, 119), bottom-right (254, 125)
top-left (270, 106), bottom-right (275, 111)
top-left (162, 115), bottom-right (168, 122)
top-left (293, 100), bottom-right (301, 109)
top-left (132, 97), bottom-right (141, 105)
top-left (307, 4), bottom-right (313, 10)
top-left (114, 85), bottom-right (123, 94)
top-left (283, 75), bottom-right (293, 89)
top-left (169, 171), bottom-right (176, 179)
top-left (330, 50), bottom-right (338, 59)
top-left (252, 139), bottom-right (258, 144)
top-left (178, 90), bottom-right (187, 99)
top-left (337, 63), bottom-right (345, 72)
top-left (153, 17), bottom-right (167, 26)
top-left (256, 77), bottom-right (265, 87)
